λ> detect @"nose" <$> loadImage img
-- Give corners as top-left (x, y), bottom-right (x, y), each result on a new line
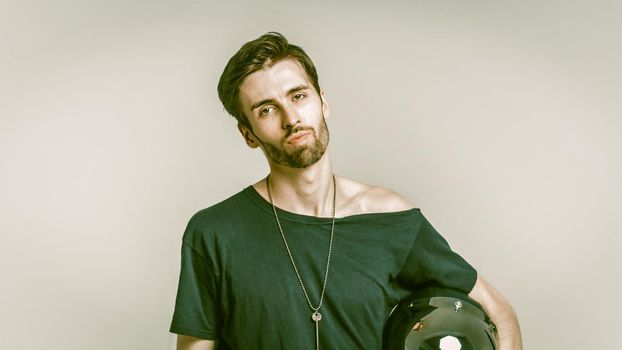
top-left (281, 103), bottom-right (300, 129)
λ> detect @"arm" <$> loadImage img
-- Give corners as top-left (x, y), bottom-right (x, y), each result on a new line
top-left (468, 274), bottom-right (522, 350)
top-left (177, 335), bottom-right (218, 350)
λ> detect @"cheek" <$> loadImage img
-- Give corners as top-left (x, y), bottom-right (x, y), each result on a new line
top-left (298, 99), bottom-right (323, 120)
top-left (254, 122), bottom-right (284, 143)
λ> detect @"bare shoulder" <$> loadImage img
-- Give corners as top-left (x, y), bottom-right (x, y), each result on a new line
top-left (336, 176), bottom-right (415, 216)
top-left (362, 185), bottom-right (415, 212)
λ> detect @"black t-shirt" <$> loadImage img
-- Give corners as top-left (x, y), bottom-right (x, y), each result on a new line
top-left (170, 186), bottom-right (477, 349)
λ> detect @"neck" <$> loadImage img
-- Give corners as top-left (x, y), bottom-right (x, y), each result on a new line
top-left (264, 152), bottom-right (335, 217)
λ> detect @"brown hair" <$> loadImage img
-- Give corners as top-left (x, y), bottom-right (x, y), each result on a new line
top-left (217, 32), bottom-right (322, 129)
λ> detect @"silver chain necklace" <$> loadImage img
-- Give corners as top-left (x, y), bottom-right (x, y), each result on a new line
top-left (266, 175), bottom-right (336, 350)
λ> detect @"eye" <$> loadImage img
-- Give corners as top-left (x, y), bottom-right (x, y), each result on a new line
top-left (292, 93), bottom-right (306, 101)
top-left (259, 106), bottom-right (275, 116)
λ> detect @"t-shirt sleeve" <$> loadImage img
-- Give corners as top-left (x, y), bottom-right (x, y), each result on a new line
top-left (169, 224), bottom-right (221, 340)
top-left (396, 212), bottom-right (477, 294)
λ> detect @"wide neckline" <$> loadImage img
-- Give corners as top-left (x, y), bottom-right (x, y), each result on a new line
top-left (243, 185), bottom-right (420, 225)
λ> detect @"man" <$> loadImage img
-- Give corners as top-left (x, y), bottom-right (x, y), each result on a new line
top-left (170, 32), bottom-right (522, 350)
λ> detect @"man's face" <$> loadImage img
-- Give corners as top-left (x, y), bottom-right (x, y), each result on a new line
top-left (237, 58), bottom-right (330, 168)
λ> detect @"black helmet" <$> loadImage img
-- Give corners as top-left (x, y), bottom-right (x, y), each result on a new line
top-left (383, 287), bottom-right (497, 350)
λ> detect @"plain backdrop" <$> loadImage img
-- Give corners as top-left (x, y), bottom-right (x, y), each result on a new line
top-left (1, 0), bottom-right (621, 349)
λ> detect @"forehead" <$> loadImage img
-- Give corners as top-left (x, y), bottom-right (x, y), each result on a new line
top-left (238, 58), bottom-right (313, 107)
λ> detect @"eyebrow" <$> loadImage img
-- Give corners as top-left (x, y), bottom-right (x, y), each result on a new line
top-left (249, 84), bottom-right (310, 111)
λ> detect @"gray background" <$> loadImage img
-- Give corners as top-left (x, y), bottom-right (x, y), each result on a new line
top-left (1, 0), bottom-right (620, 349)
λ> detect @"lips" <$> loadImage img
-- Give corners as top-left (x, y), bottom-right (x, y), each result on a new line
top-left (286, 130), bottom-right (312, 144)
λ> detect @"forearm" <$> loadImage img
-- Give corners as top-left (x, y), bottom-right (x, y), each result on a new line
top-left (488, 298), bottom-right (522, 350)
top-left (468, 275), bottom-right (522, 350)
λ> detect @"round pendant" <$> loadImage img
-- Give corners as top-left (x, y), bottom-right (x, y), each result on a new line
top-left (312, 311), bottom-right (322, 322)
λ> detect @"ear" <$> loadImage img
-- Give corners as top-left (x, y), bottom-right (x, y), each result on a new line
top-left (320, 91), bottom-right (330, 119)
top-left (237, 122), bottom-right (260, 149)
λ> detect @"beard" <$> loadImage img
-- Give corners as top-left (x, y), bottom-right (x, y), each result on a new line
top-left (256, 117), bottom-right (329, 169)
